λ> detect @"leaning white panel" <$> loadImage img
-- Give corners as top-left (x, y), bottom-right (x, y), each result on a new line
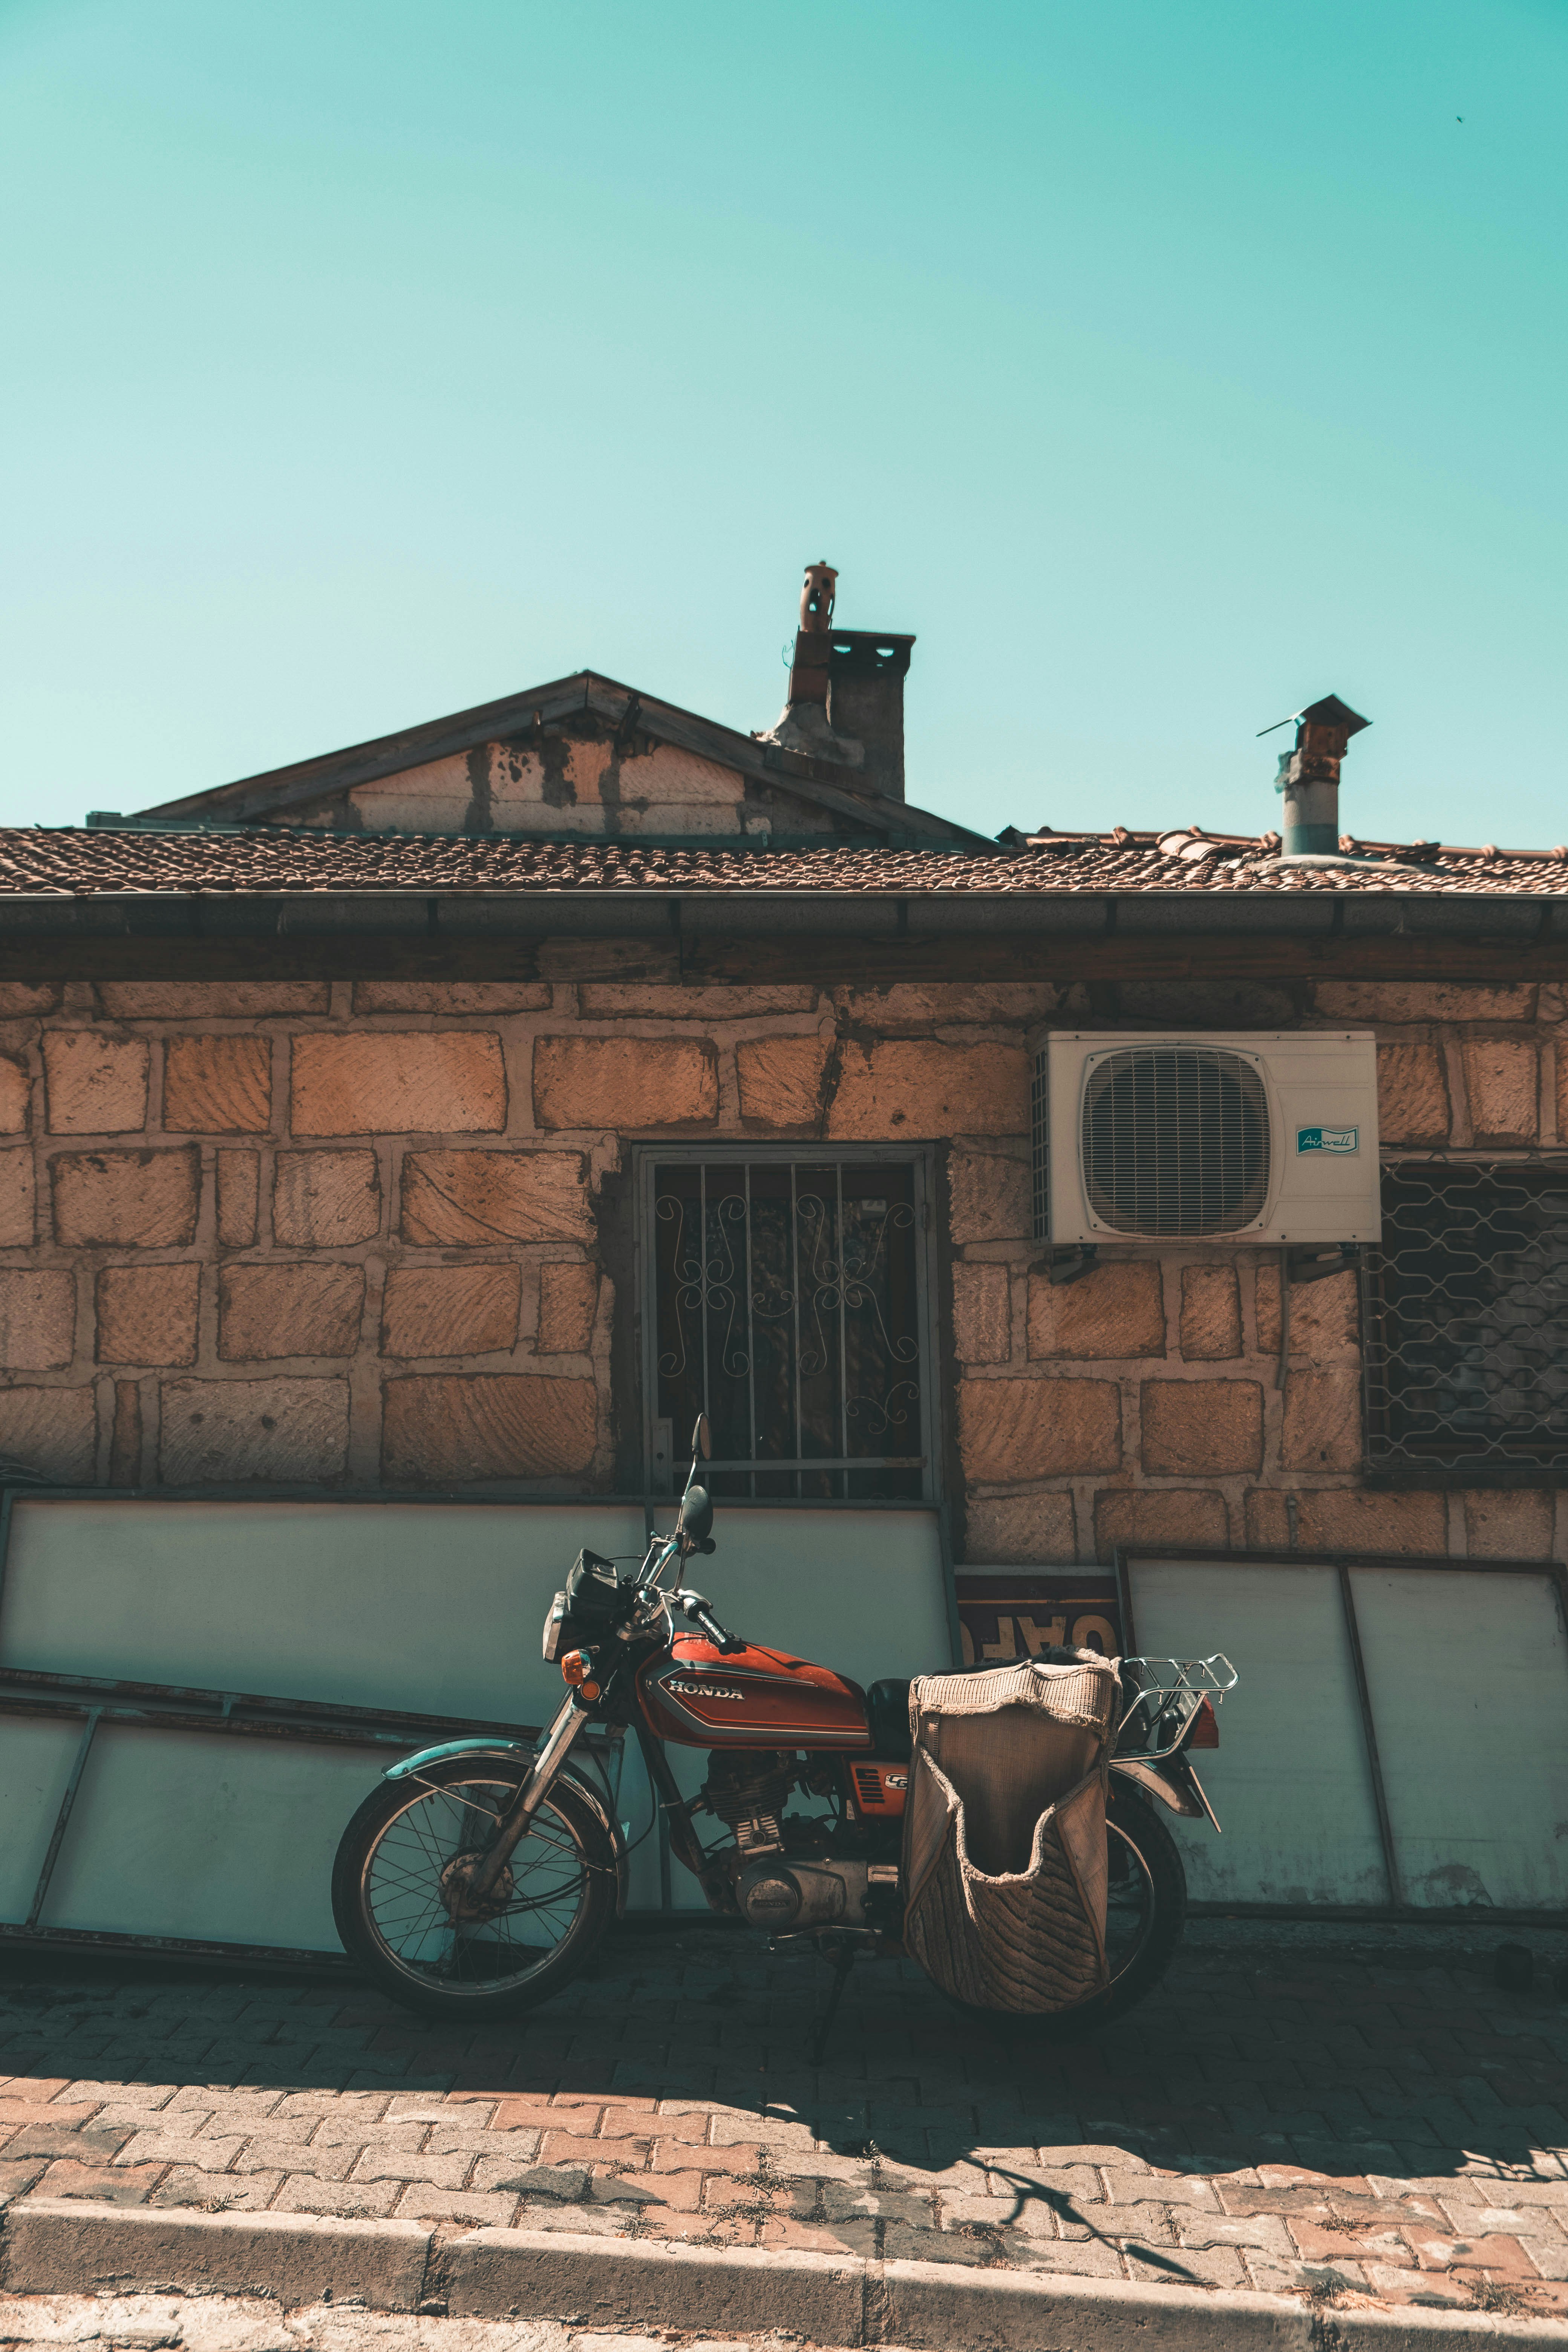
top-left (1126, 1558), bottom-right (1389, 1906)
top-left (0, 1499), bottom-right (648, 1722)
top-left (677, 1507), bottom-right (952, 1688)
top-left (634, 1504), bottom-right (952, 1909)
top-left (38, 1727), bottom-right (387, 1951)
top-left (0, 1717), bottom-right (84, 1921)
top-left (0, 1499), bottom-right (952, 1715)
top-left (1348, 1566), bottom-right (1568, 1912)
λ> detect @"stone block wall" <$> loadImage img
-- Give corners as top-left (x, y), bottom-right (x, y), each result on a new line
top-left (0, 977), bottom-right (617, 1490)
top-left (0, 968), bottom-right (1034, 1494)
top-left (0, 965), bottom-right (1560, 1563)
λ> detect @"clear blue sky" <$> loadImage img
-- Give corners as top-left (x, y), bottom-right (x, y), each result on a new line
top-left (4, 0), bottom-right (1566, 847)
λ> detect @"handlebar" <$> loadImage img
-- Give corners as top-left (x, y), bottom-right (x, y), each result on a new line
top-left (674, 1588), bottom-right (743, 1654)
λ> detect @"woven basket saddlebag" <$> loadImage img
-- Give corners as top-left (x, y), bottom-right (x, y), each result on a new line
top-left (900, 1650), bottom-right (1121, 2015)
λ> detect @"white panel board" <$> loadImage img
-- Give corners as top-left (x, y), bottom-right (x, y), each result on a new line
top-left (40, 1727), bottom-right (387, 1949)
top-left (1127, 1558), bottom-right (1390, 1906)
top-left (616, 1741), bottom-right (665, 1916)
top-left (679, 1507), bottom-right (952, 1688)
top-left (1, 1499), bottom-right (951, 1729)
top-left (1348, 1566), bottom-right (1568, 1912)
top-left (623, 1505), bottom-right (953, 1909)
top-left (0, 1717), bottom-right (83, 1919)
top-left (0, 1500), bottom-right (647, 1721)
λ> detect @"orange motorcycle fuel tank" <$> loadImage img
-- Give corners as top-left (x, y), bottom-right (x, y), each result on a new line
top-left (637, 1633), bottom-right (874, 1750)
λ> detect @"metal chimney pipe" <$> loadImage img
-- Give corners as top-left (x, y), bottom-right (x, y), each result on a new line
top-left (1275, 694), bottom-right (1371, 854)
top-left (785, 562), bottom-right (837, 712)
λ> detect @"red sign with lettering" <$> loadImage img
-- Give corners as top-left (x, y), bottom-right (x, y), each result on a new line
top-left (954, 1574), bottom-right (1123, 1667)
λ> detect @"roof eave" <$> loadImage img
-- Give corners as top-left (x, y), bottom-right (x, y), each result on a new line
top-left (3, 887), bottom-right (1562, 948)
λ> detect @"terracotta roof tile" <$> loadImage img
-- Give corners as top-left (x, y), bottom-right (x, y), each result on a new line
top-left (2, 827), bottom-right (1566, 898)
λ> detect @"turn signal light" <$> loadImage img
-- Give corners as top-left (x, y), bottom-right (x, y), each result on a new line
top-left (1187, 1698), bottom-right (1220, 1750)
top-left (561, 1649), bottom-right (593, 1684)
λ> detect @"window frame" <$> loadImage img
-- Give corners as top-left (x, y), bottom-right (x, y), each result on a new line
top-left (1361, 1152), bottom-right (1568, 1490)
top-left (632, 1142), bottom-right (943, 1506)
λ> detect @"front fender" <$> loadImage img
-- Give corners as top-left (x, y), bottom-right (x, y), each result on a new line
top-left (383, 1738), bottom-right (631, 1918)
top-left (384, 1738), bottom-right (530, 1781)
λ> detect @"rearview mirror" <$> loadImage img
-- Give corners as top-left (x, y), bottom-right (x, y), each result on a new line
top-left (678, 1484), bottom-right (714, 1545)
top-left (692, 1413), bottom-right (712, 1462)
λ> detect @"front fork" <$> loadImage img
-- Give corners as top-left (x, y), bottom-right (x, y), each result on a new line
top-left (457, 1695), bottom-right (724, 1919)
top-left (459, 1691), bottom-right (590, 1906)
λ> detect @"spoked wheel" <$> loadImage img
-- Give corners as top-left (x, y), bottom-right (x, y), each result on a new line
top-left (332, 1756), bottom-right (616, 2018)
top-left (947, 1781), bottom-right (1187, 2040)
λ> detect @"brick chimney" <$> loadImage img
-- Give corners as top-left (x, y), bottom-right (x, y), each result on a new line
top-left (757, 563), bottom-right (915, 797)
top-left (827, 630), bottom-right (914, 801)
top-left (1274, 693), bottom-right (1370, 854)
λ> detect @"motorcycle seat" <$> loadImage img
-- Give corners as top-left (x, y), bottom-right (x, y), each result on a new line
top-left (867, 1677), bottom-right (913, 1761)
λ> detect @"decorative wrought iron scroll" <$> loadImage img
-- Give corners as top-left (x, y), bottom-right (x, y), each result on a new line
top-left (1362, 1162), bottom-right (1568, 1477)
top-left (654, 1160), bottom-right (925, 1500)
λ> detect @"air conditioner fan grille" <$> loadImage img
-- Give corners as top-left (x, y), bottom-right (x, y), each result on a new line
top-left (1082, 1046), bottom-right (1270, 1237)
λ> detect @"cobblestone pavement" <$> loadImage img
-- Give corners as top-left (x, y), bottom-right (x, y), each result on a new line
top-left (1, 1921), bottom-right (1566, 2327)
top-left (0, 2292), bottom-right (814, 2352)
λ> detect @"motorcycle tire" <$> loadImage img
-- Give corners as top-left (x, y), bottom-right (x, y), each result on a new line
top-left (944, 1781), bottom-right (1188, 2041)
top-left (332, 1755), bottom-right (617, 2020)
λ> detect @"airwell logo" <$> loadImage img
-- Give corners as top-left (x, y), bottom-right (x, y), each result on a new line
top-left (1297, 1126), bottom-right (1359, 1155)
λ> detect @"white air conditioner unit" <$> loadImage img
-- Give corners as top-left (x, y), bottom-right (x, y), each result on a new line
top-left (1033, 1032), bottom-right (1381, 1247)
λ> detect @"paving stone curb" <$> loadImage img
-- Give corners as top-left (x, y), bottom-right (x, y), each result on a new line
top-left (5, 2200), bottom-right (1568, 2349)
top-left (0, 2202), bottom-right (431, 2314)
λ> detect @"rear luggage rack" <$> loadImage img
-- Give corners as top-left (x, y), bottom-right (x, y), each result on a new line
top-left (1114, 1655), bottom-right (1237, 1761)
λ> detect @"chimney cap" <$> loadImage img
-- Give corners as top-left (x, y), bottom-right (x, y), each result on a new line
top-left (1257, 692), bottom-right (1372, 740)
top-left (1298, 693), bottom-right (1371, 737)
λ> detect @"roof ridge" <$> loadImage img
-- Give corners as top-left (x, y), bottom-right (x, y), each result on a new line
top-left (115, 671), bottom-right (995, 852)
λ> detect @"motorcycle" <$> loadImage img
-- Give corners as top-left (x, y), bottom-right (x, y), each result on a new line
top-left (332, 1418), bottom-right (1234, 2038)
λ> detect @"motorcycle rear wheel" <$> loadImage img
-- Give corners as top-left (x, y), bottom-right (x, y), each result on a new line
top-left (946, 1782), bottom-right (1187, 2040)
top-left (332, 1756), bottom-right (616, 2019)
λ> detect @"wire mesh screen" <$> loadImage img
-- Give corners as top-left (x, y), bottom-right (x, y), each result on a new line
top-left (1081, 1046), bottom-right (1271, 1237)
top-left (1031, 1049), bottom-right (1049, 1243)
top-left (653, 1160), bottom-right (926, 1501)
top-left (1363, 1162), bottom-right (1568, 1475)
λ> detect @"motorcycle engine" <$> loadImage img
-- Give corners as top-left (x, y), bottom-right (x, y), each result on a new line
top-left (704, 1749), bottom-right (896, 1932)
top-left (737, 1856), bottom-right (870, 1931)
top-left (700, 1749), bottom-right (795, 1856)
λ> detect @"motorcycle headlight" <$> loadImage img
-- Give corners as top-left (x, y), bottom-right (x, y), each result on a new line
top-left (542, 1591), bottom-right (569, 1664)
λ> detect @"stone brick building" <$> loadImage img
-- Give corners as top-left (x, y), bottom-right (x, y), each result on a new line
top-left (3, 579), bottom-right (1567, 1591)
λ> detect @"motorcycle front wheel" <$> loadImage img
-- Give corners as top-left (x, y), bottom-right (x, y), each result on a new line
top-left (332, 1756), bottom-right (617, 2019)
top-left (947, 1781), bottom-right (1187, 2040)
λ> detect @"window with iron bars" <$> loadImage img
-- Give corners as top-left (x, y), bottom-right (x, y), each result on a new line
top-left (644, 1153), bottom-right (931, 1500)
top-left (1361, 1161), bottom-right (1568, 1478)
